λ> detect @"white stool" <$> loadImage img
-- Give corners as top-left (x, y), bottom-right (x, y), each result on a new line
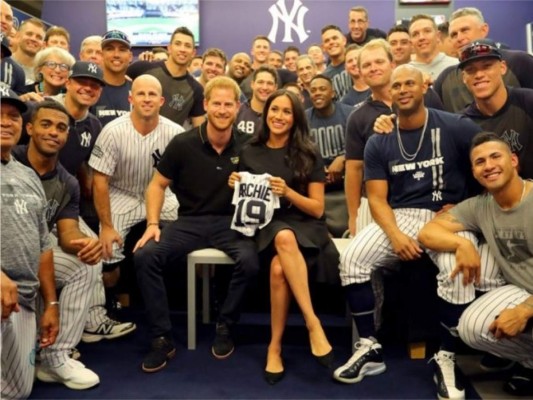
top-left (187, 248), bottom-right (234, 349)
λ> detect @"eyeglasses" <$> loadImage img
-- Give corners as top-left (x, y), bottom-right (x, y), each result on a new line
top-left (102, 30), bottom-right (130, 44)
top-left (41, 61), bottom-right (70, 71)
top-left (351, 19), bottom-right (367, 25)
top-left (459, 43), bottom-right (500, 63)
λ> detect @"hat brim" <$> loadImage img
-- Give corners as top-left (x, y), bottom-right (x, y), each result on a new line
top-left (458, 54), bottom-right (502, 69)
top-left (101, 38), bottom-right (131, 49)
top-left (70, 74), bottom-right (106, 86)
top-left (2, 98), bottom-right (28, 113)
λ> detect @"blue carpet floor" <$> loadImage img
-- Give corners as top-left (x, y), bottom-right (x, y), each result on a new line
top-left (29, 311), bottom-right (481, 399)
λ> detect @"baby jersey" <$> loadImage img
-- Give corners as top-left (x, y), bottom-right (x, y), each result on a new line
top-left (231, 172), bottom-right (280, 236)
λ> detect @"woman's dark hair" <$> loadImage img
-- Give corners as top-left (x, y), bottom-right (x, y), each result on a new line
top-left (254, 89), bottom-right (317, 192)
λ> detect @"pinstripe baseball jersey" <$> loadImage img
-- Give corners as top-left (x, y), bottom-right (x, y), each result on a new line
top-left (364, 108), bottom-right (482, 211)
top-left (231, 172), bottom-right (279, 236)
top-left (88, 113), bottom-right (184, 215)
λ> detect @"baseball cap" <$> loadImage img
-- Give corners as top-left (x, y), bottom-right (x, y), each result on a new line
top-left (0, 85), bottom-right (28, 113)
top-left (69, 61), bottom-right (106, 86)
top-left (458, 39), bottom-right (502, 69)
top-left (0, 32), bottom-right (11, 58)
top-left (101, 30), bottom-right (131, 49)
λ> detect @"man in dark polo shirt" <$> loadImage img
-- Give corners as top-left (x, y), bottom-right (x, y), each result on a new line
top-left (133, 76), bottom-right (259, 373)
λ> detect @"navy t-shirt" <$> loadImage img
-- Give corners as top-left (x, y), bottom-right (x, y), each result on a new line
top-left (364, 109), bottom-right (482, 211)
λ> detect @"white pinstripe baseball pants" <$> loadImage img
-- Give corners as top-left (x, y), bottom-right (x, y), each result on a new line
top-left (340, 208), bottom-right (505, 304)
top-left (38, 220), bottom-right (100, 367)
top-left (459, 285), bottom-right (533, 368)
top-left (1, 306), bottom-right (37, 399)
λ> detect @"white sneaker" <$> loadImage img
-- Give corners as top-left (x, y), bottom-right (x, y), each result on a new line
top-left (36, 359), bottom-right (100, 390)
top-left (333, 337), bottom-right (386, 384)
top-left (82, 316), bottom-right (136, 343)
top-left (431, 350), bottom-right (465, 400)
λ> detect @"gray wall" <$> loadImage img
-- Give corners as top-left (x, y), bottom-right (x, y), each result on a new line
top-left (39, 0), bottom-right (532, 58)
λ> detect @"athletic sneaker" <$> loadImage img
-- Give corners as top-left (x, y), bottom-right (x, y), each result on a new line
top-left (504, 364), bottom-right (533, 396)
top-left (36, 359), bottom-right (99, 390)
top-left (332, 337), bottom-right (386, 384)
top-left (142, 336), bottom-right (176, 373)
top-left (431, 350), bottom-right (465, 400)
top-left (479, 353), bottom-right (515, 372)
top-left (211, 323), bottom-right (235, 359)
top-left (82, 317), bottom-right (136, 343)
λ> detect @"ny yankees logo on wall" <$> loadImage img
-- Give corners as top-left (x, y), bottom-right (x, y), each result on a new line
top-left (268, 0), bottom-right (309, 44)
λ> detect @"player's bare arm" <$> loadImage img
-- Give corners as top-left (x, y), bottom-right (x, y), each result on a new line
top-left (326, 155), bottom-right (345, 184)
top-left (93, 170), bottom-right (123, 259)
top-left (38, 250), bottom-right (59, 348)
top-left (367, 179), bottom-right (422, 261)
top-left (489, 295), bottom-right (533, 339)
top-left (133, 171), bottom-right (171, 252)
top-left (56, 218), bottom-right (103, 265)
top-left (1, 271), bottom-right (20, 319)
top-left (344, 159), bottom-right (363, 236)
top-left (419, 212), bottom-right (480, 285)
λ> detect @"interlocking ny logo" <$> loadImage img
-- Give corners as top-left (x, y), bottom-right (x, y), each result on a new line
top-left (268, 0), bottom-right (309, 44)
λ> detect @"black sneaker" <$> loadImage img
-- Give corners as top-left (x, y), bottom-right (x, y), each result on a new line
top-left (431, 350), bottom-right (465, 400)
top-left (479, 353), bottom-right (515, 372)
top-left (211, 323), bottom-right (234, 359)
top-left (504, 364), bottom-right (533, 396)
top-left (332, 337), bottom-right (386, 384)
top-left (141, 336), bottom-right (176, 373)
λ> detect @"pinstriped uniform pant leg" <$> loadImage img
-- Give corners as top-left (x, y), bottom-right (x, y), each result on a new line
top-left (40, 245), bottom-right (99, 367)
top-left (458, 285), bottom-right (533, 368)
top-left (106, 205), bottom-right (146, 265)
top-left (355, 197), bottom-right (373, 233)
top-left (339, 208), bottom-right (429, 287)
top-left (429, 233), bottom-right (506, 305)
top-left (77, 217), bottom-right (108, 329)
top-left (1, 306), bottom-right (37, 400)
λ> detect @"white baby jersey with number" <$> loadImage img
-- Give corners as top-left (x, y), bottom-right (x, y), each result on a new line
top-left (231, 172), bottom-right (280, 236)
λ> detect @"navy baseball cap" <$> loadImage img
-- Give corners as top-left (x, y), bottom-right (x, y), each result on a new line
top-left (0, 32), bottom-right (11, 58)
top-left (458, 39), bottom-right (502, 69)
top-left (0, 85), bottom-right (28, 113)
top-left (101, 30), bottom-right (131, 49)
top-left (69, 61), bottom-right (106, 86)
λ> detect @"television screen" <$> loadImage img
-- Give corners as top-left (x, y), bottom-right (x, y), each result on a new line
top-left (106, 0), bottom-right (199, 47)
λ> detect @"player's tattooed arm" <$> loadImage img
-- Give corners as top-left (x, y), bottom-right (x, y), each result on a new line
top-left (417, 211), bottom-right (468, 251)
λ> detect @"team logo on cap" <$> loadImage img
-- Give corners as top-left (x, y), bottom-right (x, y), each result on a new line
top-left (88, 63), bottom-right (98, 74)
top-left (0, 86), bottom-right (10, 97)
